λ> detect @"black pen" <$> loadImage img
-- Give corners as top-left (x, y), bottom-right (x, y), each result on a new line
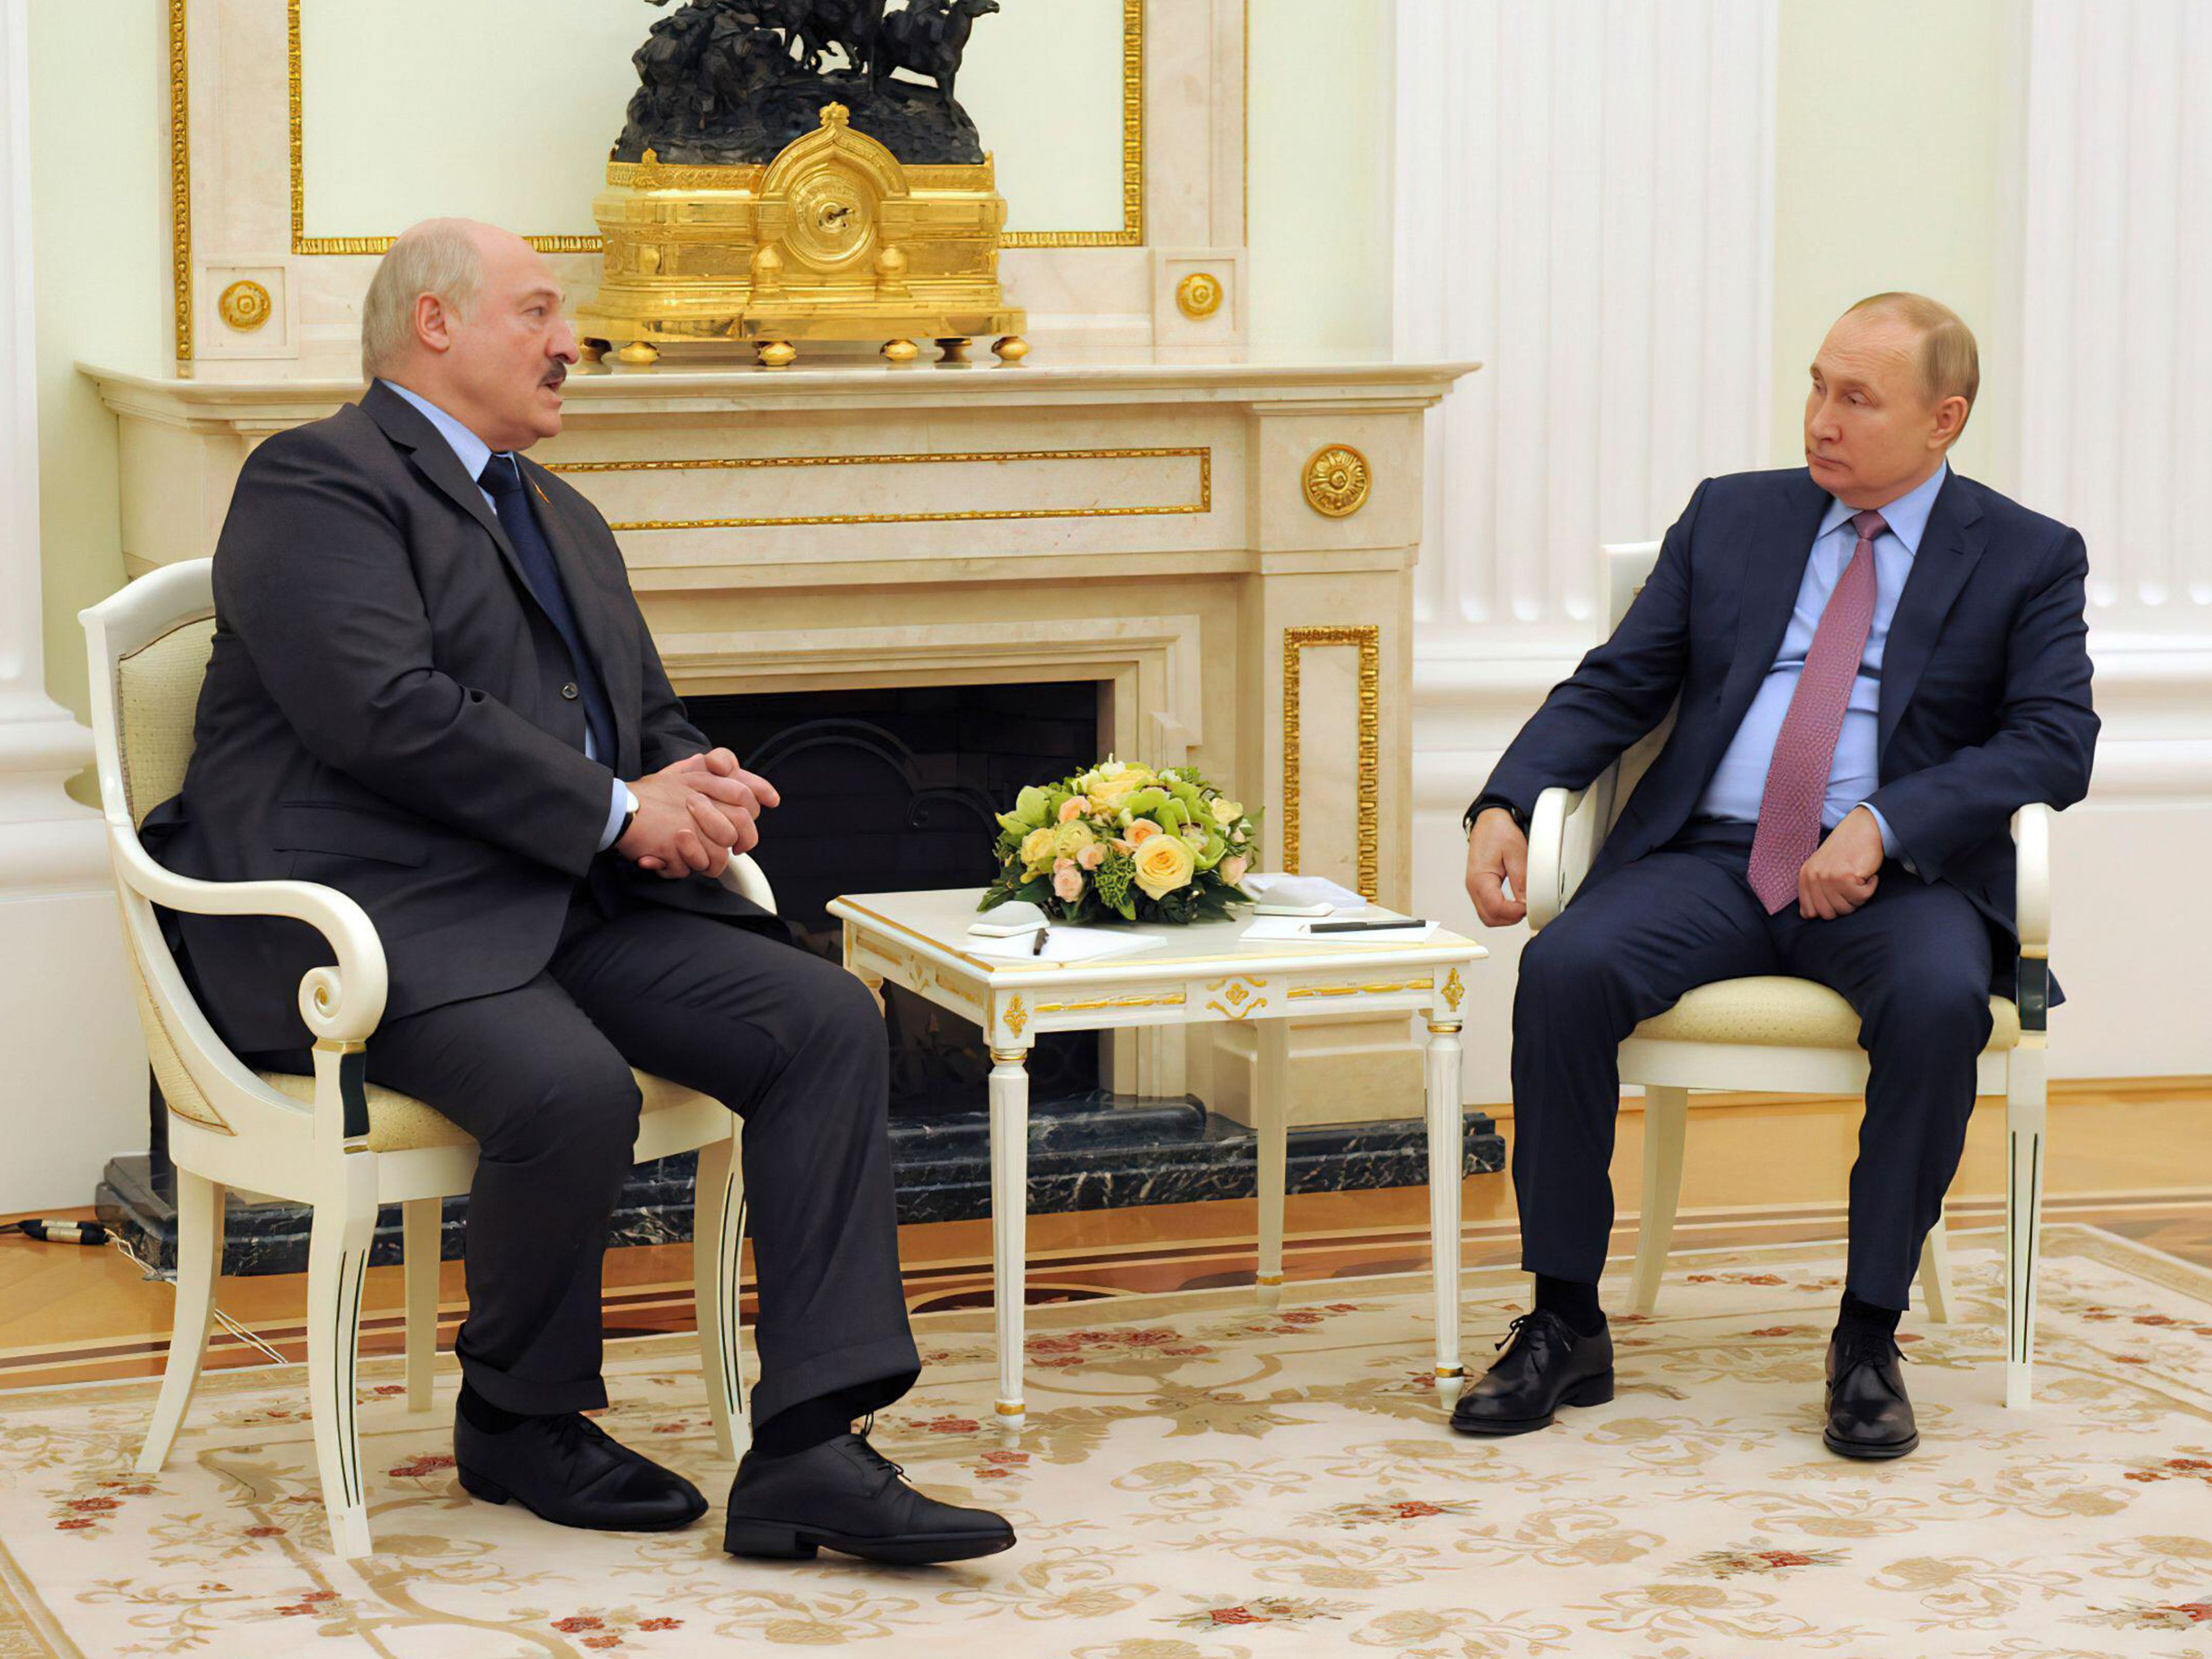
top-left (1031, 925), bottom-right (1050, 955)
top-left (1306, 918), bottom-right (1429, 934)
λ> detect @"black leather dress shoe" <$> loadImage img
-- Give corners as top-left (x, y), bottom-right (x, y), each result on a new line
top-left (1451, 1310), bottom-right (1615, 1436)
top-left (724, 1432), bottom-right (1016, 1565)
top-left (455, 1410), bottom-right (709, 1531)
top-left (1823, 1330), bottom-right (1918, 1459)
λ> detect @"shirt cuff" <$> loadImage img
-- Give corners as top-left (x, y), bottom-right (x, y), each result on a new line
top-left (598, 779), bottom-right (637, 852)
top-left (1857, 801), bottom-right (1906, 864)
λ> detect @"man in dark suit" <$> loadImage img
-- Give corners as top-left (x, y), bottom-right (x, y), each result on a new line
top-left (1453, 294), bottom-right (2098, 1458)
top-left (139, 219), bottom-right (1013, 1563)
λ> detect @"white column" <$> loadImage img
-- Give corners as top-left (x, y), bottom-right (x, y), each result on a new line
top-left (0, 0), bottom-right (147, 1211)
top-left (2005, 0), bottom-right (2212, 1080)
top-left (1398, 0), bottom-right (1778, 1102)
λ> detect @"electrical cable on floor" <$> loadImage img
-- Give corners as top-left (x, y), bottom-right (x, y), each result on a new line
top-left (108, 1232), bottom-right (289, 1368)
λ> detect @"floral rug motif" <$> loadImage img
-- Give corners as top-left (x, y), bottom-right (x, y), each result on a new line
top-left (3, 1226), bottom-right (2211, 1657)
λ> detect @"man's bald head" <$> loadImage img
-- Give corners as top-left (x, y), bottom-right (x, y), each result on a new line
top-left (360, 218), bottom-right (577, 452)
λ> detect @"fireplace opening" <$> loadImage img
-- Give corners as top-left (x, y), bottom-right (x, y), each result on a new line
top-left (685, 682), bottom-right (1106, 1116)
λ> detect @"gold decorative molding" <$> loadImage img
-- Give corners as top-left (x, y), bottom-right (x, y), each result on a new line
top-left (218, 280), bottom-right (272, 332)
top-left (1280, 624), bottom-right (1381, 900)
top-left (545, 446), bottom-right (1210, 532)
top-left (1285, 979), bottom-right (1434, 1001)
top-left (1000, 995), bottom-right (1029, 1040)
top-left (167, 0), bottom-right (192, 361)
top-left (1425, 1020), bottom-right (1464, 1037)
top-left (1035, 992), bottom-right (1187, 1015)
top-left (1176, 272), bottom-right (1224, 319)
top-left (1303, 443), bottom-right (1373, 518)
top-left (1441, 967), bottom-right (1465, 1014)
top-left (285, 0), bottom-right (1143, 255)
top-left (1203, 976), bottom-right (1269, 1021)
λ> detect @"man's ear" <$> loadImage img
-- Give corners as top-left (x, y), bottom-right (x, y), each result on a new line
top-left (1931, 394), bottom-right (1970, 450)
top-left (413, 292), bottom-right (453, 355)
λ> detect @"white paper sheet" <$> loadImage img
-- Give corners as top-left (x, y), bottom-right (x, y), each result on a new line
top-left (1238, 913), bottom-right (1442, 945)
top-left (1236, 871), bottom-right (1367, 908)
top-left (961, 926), bottom-right (1170, 965)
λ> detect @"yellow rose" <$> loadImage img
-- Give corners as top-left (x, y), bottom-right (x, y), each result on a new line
top-left (1054, 820), bottom-right (1096, 859)
top-left (1210, 797), bottom-right (1244, 827)
top-left (1088, 771), bottom-right (1148, 810)
top-left (1131, 832), bottom-right (1196, 900)
top-left (1019, 827), bottom-right (1059, 870)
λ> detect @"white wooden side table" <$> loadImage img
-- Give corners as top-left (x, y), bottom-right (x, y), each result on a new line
top-left (827, 888), bottom-right (1488, 1434)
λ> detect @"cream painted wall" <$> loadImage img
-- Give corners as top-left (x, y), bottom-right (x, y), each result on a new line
top-left (1768, 0), bottom-right (2014, 488)
top-left (1246, 0), bottom-right (1395, 358)
top-left (29, 0), bottom-right (165, 803)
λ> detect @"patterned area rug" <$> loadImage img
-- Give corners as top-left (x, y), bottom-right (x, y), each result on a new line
top-left (3, 1226), bottom-right (2210, 1658)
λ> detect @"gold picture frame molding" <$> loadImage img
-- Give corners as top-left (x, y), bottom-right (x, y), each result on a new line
top-left (543, 444), bottom-right (1212, 532)
top-left (1280, 623), bottom-right (1382, 901)
top-left (276, 0), bottom-right (1145, 258)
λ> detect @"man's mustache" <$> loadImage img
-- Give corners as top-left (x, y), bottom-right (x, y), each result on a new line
top-left (542, 362), bottom-right (568, 389)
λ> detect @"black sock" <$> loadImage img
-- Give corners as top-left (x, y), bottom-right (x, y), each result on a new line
top-left (1837, 1289), bottom-right (1902, 1342)
top-left (1534, 1273), bottom-right (1606, 1337)
top-left (458, 1384), bottom-right (536, 1435)
top-left (752, 1393), bottom-right (860, 1458)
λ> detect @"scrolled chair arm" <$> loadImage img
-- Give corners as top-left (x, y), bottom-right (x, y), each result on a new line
top-left (109, 824), bottom-right (388, 1044)
top-left (1525, 785), bottom-right (1601, 933)
top-left (717, 851), bottom-right (778, 913)
top-left (2011, 802), bottom-right (2055, 1034)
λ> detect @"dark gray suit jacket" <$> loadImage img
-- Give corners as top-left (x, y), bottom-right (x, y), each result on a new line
top-left (140, 380), bottom-right (791, 1054)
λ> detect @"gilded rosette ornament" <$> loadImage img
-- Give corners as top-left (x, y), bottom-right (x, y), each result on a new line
top-left (1303, 444), bottom-right (1373, 518)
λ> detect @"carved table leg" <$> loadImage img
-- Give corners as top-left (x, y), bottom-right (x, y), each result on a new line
top-left (988, 1044), bottom-right (1030, 1437)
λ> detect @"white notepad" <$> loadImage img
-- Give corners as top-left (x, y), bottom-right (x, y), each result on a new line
top-left (962, 926), bottom-right (1169, 965)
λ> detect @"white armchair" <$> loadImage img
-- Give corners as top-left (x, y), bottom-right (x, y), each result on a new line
top-left (80, 558), bottom-right (774, 1558)
top-left (1523, 541), bottom-right (2052, 1408)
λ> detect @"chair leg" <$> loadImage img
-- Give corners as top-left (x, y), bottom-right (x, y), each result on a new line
top-left (307, 1161), bottom-right (378, 1559)
top-left (136, 1171), bottom-right (224, 1475)
top-left (694, 1130), bottom-right (747, 1462)
top-left (1254, 1020), bottom-right (1290, 1309)
top-left (401, 1199), bottom-right (440, 1413)
top-left (1629, 1087), bottom-right (1689, 1314)
top-left (2006, 1048), bottom-right (2048, 1408)
top-left (1918, 1216), bottom-right (1954, 1325)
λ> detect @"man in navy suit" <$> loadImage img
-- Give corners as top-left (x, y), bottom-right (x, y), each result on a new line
top-left (1453, 294), bottom-right (2098, 1457)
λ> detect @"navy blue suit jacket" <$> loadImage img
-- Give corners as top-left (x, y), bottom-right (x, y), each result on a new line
top-left (1474, 467), bottom-right (2098, 982)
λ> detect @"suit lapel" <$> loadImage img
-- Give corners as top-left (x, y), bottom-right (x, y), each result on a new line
top-left (1712, 470), bottom-right (1831, 743)
top-left (360, 382), bottom-right (537, 601)
top-left (518, 458), bottom-right (640, 776)
top-left (1878, 470), bottom-right (1985, 761)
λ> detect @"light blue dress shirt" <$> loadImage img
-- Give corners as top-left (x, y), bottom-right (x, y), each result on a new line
top-left (1696, 461), bottom-right (1951, 862)
top-left (381, 380), bottom-right (633, 853)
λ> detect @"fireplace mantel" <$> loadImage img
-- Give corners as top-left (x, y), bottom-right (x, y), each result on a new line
top-left (85, 353), bottom-right (1480, 1125)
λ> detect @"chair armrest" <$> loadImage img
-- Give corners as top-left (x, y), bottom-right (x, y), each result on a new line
top-left (109, 825), bottom-right (388, 1043)
top-left (2011, 803), bottom-right (2052, 957)
top-left (1526, 782), bottom-right (1606, 932)
top-left (2011, 804), bottom-right (2054, 1034)
top-left (717, 852), bottom-right (778, 914)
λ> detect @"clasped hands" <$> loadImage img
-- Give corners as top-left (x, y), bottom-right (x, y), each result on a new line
top-left (614, 747), bottom-right (782, 880)
top-left (1462, 804), bottom-right (1886, 927)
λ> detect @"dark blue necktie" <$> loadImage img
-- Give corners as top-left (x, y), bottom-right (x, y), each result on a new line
top-left (477, 454), bottom-right (617, 766)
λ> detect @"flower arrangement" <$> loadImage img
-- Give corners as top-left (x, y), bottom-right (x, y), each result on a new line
top-left (979, 757), bottom-right (1260, 925)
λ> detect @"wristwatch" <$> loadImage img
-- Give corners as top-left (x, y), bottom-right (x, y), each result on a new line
top-left (1462, 794), bottom-right (1527, 837)
top-left (616, 783), bottom-right (640, 845)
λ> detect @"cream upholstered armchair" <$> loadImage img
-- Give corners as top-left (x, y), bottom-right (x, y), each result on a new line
top-left (1522, 541), bottom-right (2052, 1408)
top-left (81, 558), bottom-right (772, 1559)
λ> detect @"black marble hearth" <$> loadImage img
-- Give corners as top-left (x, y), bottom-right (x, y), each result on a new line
top-left (96, 1099), bottom-right (1505, 1276)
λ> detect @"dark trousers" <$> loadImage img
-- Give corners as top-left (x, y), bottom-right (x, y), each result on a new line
top-left (246, 866), bottom-right (918, 1426)
top-left (1512, 821), bottom-right (1995, 1310)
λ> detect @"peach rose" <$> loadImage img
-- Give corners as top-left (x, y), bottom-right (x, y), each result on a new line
top-left (1077, 842), bottom-right (1108, 871)
top-left (1220, 854), bottom-right (1249, 886)
top-left (1127, 820), bottom-right (1162, 845)
top-left (1052, 857), bottom-right (1084, 902)
top-left (1058, 795), bottom-right (1090, 823)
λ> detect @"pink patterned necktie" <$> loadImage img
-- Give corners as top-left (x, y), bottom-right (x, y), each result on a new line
top-left (1745, 508), bottom-right (1887, 914)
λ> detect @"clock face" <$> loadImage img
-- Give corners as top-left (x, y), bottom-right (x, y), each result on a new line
top-left (786, 167), bottom-right (875, 271)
